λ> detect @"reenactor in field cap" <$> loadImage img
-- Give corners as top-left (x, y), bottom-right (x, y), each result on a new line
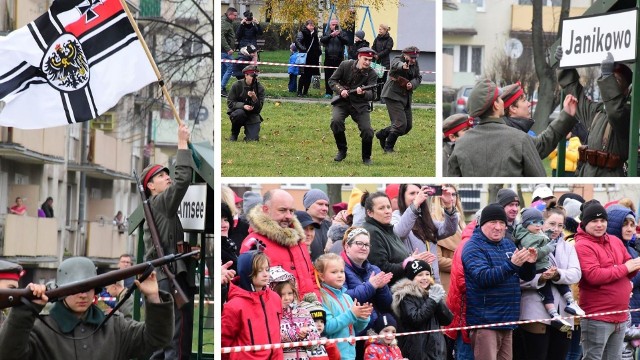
top-left (447, 79), bottom-right (546, 177)
top-left (556, 47), bottom-right (632, 177)
top-left (376, 45), bottom-right (422, 153)
top-left (442, 114), bottom-right (473, 176)
top-left (329, 46), bottom-right (378, 165)
top-left (500, 81), bottom-right (576, 159)
top-left (227, 63), bottom-right (265, 141)
top-left (0, 260), bottom-right (23, 326)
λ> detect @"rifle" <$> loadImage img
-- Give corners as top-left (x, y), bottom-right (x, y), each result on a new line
top-left (330, 83), bottom-right (380, 106)
top-left (134, 171), bottom-right (190, 309)
top-left (0, 250), bottom-right (199, 310)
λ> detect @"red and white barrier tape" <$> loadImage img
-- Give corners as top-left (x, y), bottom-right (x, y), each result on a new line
top-left (221, 307), bottom-right (640, 353)
top-left (221, 58), bottom-right (436, 74)
top-left (98, 296), bottom-right (214, 304)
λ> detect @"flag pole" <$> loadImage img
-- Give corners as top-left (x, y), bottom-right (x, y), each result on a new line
top-left (118, 0), bottom-right (183, 128)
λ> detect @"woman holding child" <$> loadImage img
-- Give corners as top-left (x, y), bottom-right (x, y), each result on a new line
top-left (513, 203), bottom-right (582, 360)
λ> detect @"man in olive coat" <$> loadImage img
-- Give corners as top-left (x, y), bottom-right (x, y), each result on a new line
top-left (227, 65), bottom-right (265, 141)
top-left (556, 48), bottom-right (632, 177)
top-left (329, 47), bottom-right (378, 165)
top-left (376, 46), bottom-right (423, 153)
top-left (447, 79), bottom-right (546, 177)
top-left (141, 124), bottom-right (195, 360)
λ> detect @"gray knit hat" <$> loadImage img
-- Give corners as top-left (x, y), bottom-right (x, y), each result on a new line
top-left (521, 208), bottom-right (544, 227)
top-left (303, 189), bottom-right (329, 209)
top-left (468, 79), bottom-right (503, 118)
top-left (242, 191), bottom-right (263, 215)
top-left (496, 188), bottom-right (520, 207)
top-left (355, 30), bottom-right (365, 40)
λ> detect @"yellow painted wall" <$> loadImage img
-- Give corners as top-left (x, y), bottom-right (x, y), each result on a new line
top-left (363, 4), bottom-right (399, 50)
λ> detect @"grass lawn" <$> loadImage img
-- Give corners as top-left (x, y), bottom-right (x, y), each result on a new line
top-left (257, 49), bottom-right (293, 73)
top-left (193, 304), bottom-right (214, 354)
top-left (221, 100), bottom-right (436, 177)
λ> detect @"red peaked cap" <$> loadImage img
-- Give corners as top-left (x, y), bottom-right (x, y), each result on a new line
top-left (141, 164), bottom-right (170, 191)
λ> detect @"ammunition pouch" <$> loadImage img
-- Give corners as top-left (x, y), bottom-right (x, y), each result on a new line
top-left (578, 145), bottom-right (622, 170)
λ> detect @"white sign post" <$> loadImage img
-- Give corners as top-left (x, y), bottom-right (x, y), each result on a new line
top-left (560, 9), bottom-right (637, 68)
top-left (177, 184), bottom-right (207, 231)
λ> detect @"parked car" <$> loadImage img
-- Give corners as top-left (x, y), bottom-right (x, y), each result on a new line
top-left (451, 85), bottom-right (474, 114)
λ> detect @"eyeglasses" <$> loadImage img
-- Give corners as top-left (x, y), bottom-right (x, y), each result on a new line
top-left (450, 193), bottom-right (457, 197)
top-left (351, 241), bottom-right (370, 249)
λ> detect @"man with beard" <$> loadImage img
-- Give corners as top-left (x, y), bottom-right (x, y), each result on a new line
top-left (240, 189), bottom-right (320, 299)
top-left (500, 82), bottom-right (576, 159)
top-left (329, 47), bottom-right (378, 165)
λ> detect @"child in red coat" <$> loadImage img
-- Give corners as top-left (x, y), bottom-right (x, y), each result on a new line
top-left (363, 313), bottom-right (404, 360)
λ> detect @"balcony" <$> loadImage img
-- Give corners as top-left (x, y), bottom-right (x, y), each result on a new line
top-left (68, 129), bottom-right (133, 180)
top-left (442, 3), bottom-right (478, 36)
top-left (0, 127), bottom-right (66, 165)
top-left (86, 221), bottom-right (128, 259)
top-left (510, 5), bottom-right (588, 35)
top-left (1, 214), bottom-right (58, 263)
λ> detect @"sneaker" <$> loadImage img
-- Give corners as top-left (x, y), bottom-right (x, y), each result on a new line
top-left (221, 89), bottom-right (228, 97)
top-left (565, 302), bottom-right (585, 316)
top-left (323, 94), bottom-right (332, 99)
top-left (550, 316), bottom-right (571, 332)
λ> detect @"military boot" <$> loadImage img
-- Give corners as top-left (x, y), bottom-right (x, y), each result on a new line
top-left (333, 132), bottom-right (348, 162)
top-left (384, 132), bottom-right (399, 153)
top-left (375, 127), bottom-right (390, 151)
top-left (362, 138), bottom-right (373, 165)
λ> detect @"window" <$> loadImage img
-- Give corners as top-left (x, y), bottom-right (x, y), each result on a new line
top-left (460, 0), bottom-right (485, 11)
top-left (471, 47), bottom-right (482, 75)
top-left (449, 45), bottom-right (483, 75)
top-left (459, 46), bottom-right (468, 72)
top-left (162, 96), bottom-right (203, 121)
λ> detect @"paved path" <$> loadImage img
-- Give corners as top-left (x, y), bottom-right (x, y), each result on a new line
top-left (264, 96), bottom-right (435, 109)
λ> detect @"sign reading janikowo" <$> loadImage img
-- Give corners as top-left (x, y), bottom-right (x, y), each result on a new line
top-left (177, 184), bottom-right (207, 231)
top-left (560, 9), bottom-right (637, 68)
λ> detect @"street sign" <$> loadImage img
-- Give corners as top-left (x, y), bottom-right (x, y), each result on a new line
top-left (177, 184), bottom-right (207, 231)
top-left (560, 9), bottom-right (637, 68)
top-left (504, 38), bottom-right (523, 59)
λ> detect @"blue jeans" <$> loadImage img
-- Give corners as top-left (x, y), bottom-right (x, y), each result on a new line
top-left (565, 324), bottom-right (582, 360)
top-left (221, 52), bottom-right (234, 90)
top-left (288, 74), bottom-right (297, 92)
top-left (456, 333), bottom-right (474, 360)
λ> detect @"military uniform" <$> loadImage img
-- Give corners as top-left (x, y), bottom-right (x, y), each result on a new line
top-left (142, 149), bottom-right (195, 360)
top-left (226, 66), bottom-right (265, 141)
top-left (0, 260), bottom-right (22, 327)
top-left (442, 114), bottom-right (473, 177)
top-left (329, 56), bottom-right (378, 164)
top-left (558, 68), bottom-right (630, 176)
top-left (377, 48), bottom-right (422, 152)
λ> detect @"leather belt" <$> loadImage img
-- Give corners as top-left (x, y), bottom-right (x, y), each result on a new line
top-left (578, 145), bottom-right (622, 170)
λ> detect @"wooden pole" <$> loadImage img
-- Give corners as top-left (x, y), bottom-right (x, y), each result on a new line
top-left (118, 0), bottom-right (184, 127)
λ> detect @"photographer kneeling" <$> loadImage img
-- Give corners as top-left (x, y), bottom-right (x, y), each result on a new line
top-left (227, 65), bottom-right (265, 142)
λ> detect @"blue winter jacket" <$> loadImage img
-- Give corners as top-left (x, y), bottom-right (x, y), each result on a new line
top-left (607, 205), bottom-right (640, 325)
top-left (288, 53), bottom-right (299, 76)
top-left (341, 252), bottom-right (392, 334)
top-left (320, 283), bottom-right (370, 360)
top-left (462, 227), bottom-right (535, 329)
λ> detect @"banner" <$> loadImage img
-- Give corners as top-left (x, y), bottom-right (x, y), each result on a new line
top-left (0, 0), bottom-right (156, 129)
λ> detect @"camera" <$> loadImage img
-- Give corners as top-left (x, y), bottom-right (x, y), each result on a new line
top-left (423, 185), bottom-right (443, 196)
top-left (244, 11), bottom-right (253, 22)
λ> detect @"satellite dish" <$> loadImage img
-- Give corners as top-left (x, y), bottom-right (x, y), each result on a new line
top-left (504, 38), bottom-right (523, 59)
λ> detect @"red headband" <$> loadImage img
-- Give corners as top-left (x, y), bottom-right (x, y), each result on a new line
top-left (358, 51), bottom-right (375, 58)
top-left (243, 69), bottom-right (258, 75)
top-left (0, 272), bottom-right (21, 281)
top-left (143, 165), bottom-right (164, 191)
top-left (403, 51), bottom-right (419, 56)
top-left (503, 82), bottom-right (524, 108)
top-left (444, 117), bottom-right (474, 137)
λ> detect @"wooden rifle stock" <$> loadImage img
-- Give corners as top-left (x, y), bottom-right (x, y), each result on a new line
top-left (330, 83), bottom-right (380, 106)
top-left (0, 251), bottom-right (198, 310)
top-left (134, 171), bottom-right (190, 309)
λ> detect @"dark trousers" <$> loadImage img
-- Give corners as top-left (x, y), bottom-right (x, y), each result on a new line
top-left (151, 276), bottom-right (195, 360)
top-left (376, 71), bottom-right (388, 100)
top-left (512, 325), bottom-right (571, 360)
top-left (538, 281), bottom-right (571, 305)
top-left (298, 72), bottom-right (312, 95)
top-left (324, 57), bottom-right (342, 95)
top-left (385, 97), bottom-right (413, 135)
top-left (229, 108), bottom-right (261, 141)
top-left (330, 104), bottom-right (373, 159)
top-left (288, 74), bottom-right (298, 92)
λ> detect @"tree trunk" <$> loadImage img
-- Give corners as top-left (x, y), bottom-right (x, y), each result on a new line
top-left (488, 184), bottom-right (504, 205)
top-left (326, 184), bottom-right (342, 216)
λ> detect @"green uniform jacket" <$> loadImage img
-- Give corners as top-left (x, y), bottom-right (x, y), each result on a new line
top-left (442, 142), bottom-right (454, 177)
top-left (380, 55), bottom-right (422, 105)
top-left (558, 68), bottom-right (630, 176)
top-left (447, 117), bottom-right (546, 177)
top-left (227, 79), bottom-right (265, 125)
top-left (506, 112), bottom-right (577, 159)
top-left (221, 15), bottom-right (236, 53)
top-left (143, 149), bottom-right (195, 286)
top-left (0, 292), bottom-right (174, 360)
top-left (329, 60), bottom-right (377, 114)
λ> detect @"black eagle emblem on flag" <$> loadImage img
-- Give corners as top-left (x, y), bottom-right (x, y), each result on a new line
top-left (43, 36), bottom-right (89, 91)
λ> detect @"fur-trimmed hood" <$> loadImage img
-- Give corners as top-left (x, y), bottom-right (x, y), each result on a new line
top-left (390, 278), bottom-right (429, 316)
top-left (247, 205), bottom-right (305, 247)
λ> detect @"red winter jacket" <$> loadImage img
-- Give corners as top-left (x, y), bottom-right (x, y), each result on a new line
top-left (575, 226), bottom-right (637, 323)
top-left (443, 238), bottom-right (470, 343)
top-left (221, 281), bottom-right (284, 360)
top-left (460, 220), bottom-right (476, 242)
top-left (241, 206), bottom-right (321, 300)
